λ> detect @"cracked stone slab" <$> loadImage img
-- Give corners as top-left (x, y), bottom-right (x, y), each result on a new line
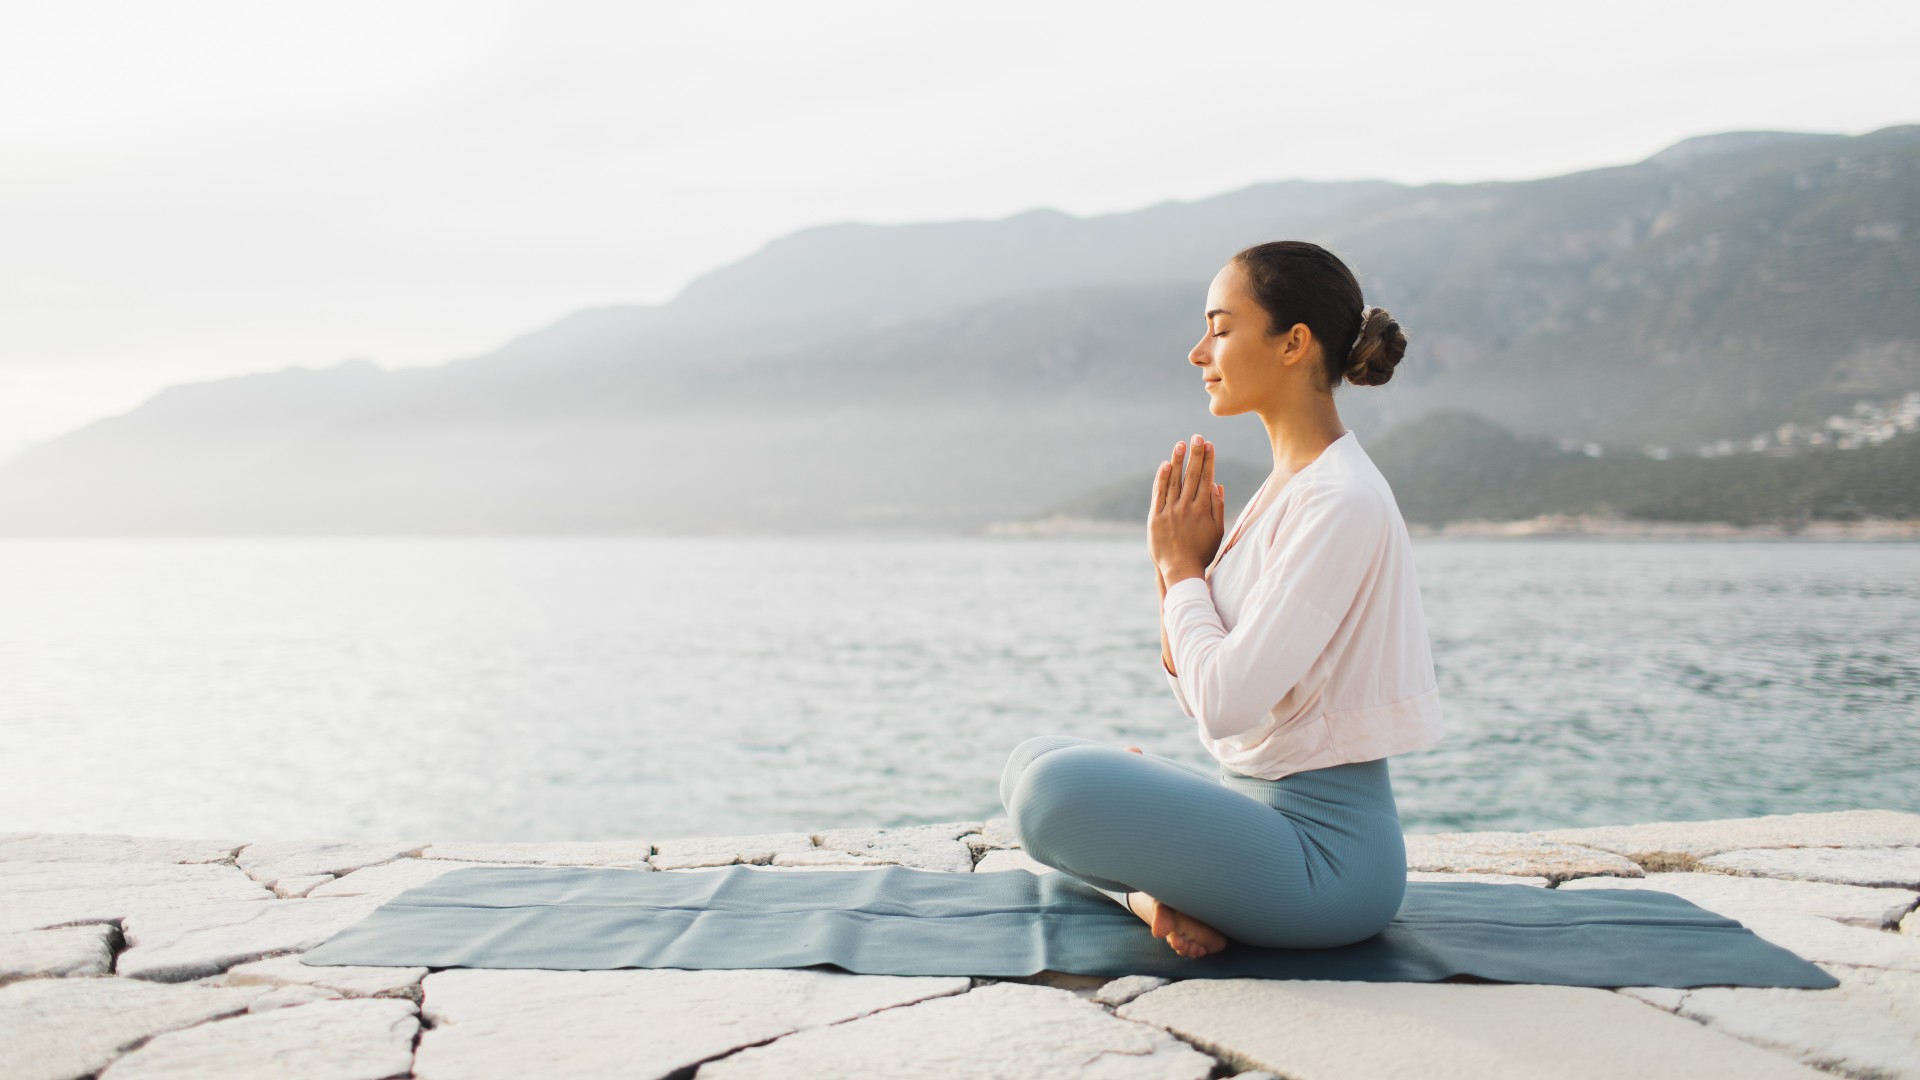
top-left (1403, 831), bottom-right (1642, 882)
top-left (235, 840), bottom-right (427, 894)
top-left (1698, 846), bottom-right (1920, 889)
top-left (269, 875), bottom-right (335, 899)
top-left (1815, 963), bottom-right (1920, 1030)
top-left (0, 834), bottom-right (246, 865)
top-left (0, 860), bottom-right (270, 935)
top-left (1557, 871), bottom-right (1919, 928)
top-left (649, 831), bottom-right (817, 870)
top-left (1537, 810), bottom-right (1920, 871)
top-left (1642, 980), bottom-right (1920, 1079)
top-left (810, 821), bottom-right (981, 874)
top-left (0, 924), bottom-right (117, 982)
top-left (1116, 978), bottom-right (1823, 1078)
top-left (963, 817), bottom-right (1021, 857)
top-left (247, 984), bottom-right (343, 1011)
top-left (98, 997), bottom-right (419, 1080)
top-left (119, 896), bottom-right (387, 982)
top-left (1406, 871), bottom-right (1551, 887)
top-left (1731, 913), bottom-right (1920, 972)
top-left (306, 858), bottom-right (557, 905)
top-left (421, 840), bottom-right (655, 867)
top-left (699, 980), bottom-right (1216, 1079)
top-left (1095, 975), bottom-right (1170, 1007)
top-left (975, 849), bottom-right (1056, 875)
top-left (413, 967), bottom-right (970, 1080)
top-left (769, 847), bottom-right (895, 868)
top-left (225, 953), bottom-right (426, 998)
top-left (0, 976), bottom-right (268, 1080)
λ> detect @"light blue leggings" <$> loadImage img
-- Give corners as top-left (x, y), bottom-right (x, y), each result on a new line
top-left (999, 735), bottom-right (1408, 949)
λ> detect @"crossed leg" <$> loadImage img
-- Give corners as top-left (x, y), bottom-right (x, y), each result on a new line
top-left (1000, 734), bottom-right (1344, 953)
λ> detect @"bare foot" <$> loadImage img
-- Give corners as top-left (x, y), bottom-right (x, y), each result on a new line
top-left (1126, 891), bottom-right (1228, 959)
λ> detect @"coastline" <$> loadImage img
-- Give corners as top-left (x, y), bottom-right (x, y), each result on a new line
top-left (3, 808), bottom-right (1916, 1078)
top-left (983, 513), bottom-right (1920, 541)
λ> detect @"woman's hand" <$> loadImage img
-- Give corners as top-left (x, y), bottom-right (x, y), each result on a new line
top-left (1149, 435), bottom-right (1224, 587)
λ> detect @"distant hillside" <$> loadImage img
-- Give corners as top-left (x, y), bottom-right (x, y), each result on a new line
top-left (1037, 410), bottom-right (1920, 529)
top-left (0, 124), bottom-right (1914, 536)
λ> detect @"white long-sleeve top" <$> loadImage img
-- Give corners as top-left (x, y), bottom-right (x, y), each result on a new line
top-left (1162, 429), bottom-right (1445, 779)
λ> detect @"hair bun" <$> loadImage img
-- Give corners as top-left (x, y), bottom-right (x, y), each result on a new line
top-left (1345, 305), bottom-right (1407, 387)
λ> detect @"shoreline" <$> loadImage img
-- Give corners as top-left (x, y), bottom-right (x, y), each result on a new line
top-left (3, 808), bottom-right (1916, 1077)
top-left (983, 513), bottom-right (1920, 541)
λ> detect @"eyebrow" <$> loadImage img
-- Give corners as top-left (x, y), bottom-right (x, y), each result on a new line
top-left (1206, 308), bottom-right (1232, 319)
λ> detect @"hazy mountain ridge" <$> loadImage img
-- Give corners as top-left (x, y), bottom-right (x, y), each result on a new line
top-left (1, 125), bottom-right (1914, 535)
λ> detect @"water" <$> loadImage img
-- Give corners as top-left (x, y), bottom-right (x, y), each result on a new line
top-left (0, 537), bottom-right (1914, 843)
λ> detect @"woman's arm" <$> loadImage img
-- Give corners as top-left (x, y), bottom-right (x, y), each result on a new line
top-left (1157, 565), bottom-right (1177, 677)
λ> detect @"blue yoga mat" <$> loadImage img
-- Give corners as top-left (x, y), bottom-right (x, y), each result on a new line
top-left (299, 863), bottom-right (1839, 989)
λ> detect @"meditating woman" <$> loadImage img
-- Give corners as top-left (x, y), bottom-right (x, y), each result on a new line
top-left (999, 240), bottom-right (1446, 958)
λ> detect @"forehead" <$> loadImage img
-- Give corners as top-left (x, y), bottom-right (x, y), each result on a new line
top-left (1205, 263), bottom-right (1243, 311)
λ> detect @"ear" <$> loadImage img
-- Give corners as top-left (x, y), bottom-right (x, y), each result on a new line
top-left (1274, 322), bottom-right (1314, 370)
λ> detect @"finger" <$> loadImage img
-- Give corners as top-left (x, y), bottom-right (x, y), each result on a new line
top-left (1170, 441), bottom-right (1186, 501)
top-left (1202, 439), bottom-right (1216, 498)
top-left (1181, 437), bottom-right (1203, 507)
top-left (1213, 482), bottom-right (1225, 527)
top-left (1150, 460), bottom-right (1169, 518)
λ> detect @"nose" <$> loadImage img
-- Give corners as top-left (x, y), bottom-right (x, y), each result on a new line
top-left (1189, 336), bottom-right (1208, 367)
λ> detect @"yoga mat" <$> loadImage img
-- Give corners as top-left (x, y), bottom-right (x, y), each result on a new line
top-left (300, 864), bottom-right (1839, 989)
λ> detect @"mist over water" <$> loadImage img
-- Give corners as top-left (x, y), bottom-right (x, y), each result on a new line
top-left (1, 537), bottom-right (1913, 842)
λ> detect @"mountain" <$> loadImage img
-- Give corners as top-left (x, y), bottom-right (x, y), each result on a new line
top-left (0, 124), bottom-right (1914, 535)
top-left (1044, 410), bottom-right (1920, 530)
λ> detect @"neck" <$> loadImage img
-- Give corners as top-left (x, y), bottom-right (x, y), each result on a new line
top-left (1256, 393), bottom-right (1348, 477)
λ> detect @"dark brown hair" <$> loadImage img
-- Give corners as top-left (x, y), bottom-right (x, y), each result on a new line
top-left (1230, 240), bottom-right (1406, 389)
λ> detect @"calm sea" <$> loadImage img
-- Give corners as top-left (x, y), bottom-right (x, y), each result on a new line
top-left (1, 537), bottom-right (1914, 843)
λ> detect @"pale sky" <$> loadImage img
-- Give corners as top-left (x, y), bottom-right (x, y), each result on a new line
top-left (2, 0), bottom-right (1915, 463)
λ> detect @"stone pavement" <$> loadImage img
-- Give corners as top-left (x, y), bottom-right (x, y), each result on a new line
top-left (1, 808), bottom-right (1916, 1079)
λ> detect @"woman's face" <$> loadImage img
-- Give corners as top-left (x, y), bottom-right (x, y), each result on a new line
top-left (1188, 260), bottom-right (1317, 415)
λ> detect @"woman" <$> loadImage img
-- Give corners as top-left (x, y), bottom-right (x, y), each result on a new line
top-left (998, 240), bottom-right (1445, 958)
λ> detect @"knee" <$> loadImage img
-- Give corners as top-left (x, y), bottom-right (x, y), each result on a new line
top-left (1003, 741), bottom-right (1109, 834)
top-left (999, 734), bottom-right (1096, 816)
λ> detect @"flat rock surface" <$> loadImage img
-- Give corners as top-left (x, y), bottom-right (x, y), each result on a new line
top-left (1556, 871), bottom-right (1920, 928)
top-left (649, 831), bottom-right (818, 870)
top-left (413, 968), bottom-right (970, 1080)
top-left (963, 817), bottom-right (1021, 857)
top-left (1094, 974), bottom-right (1171, 1007)
top-left (1644, 980), bottom-right (1920, 1079)
top-left (1406, 871), bottom-right (1552, 887)
top-left (306, 858), bottom-right (557, 904)
top-left (0, 976), bottom-right (267, 1080)
top-left (810, 821), bottom-right (980, 874)
top-left (1402, 831), bottom-right (1642, 881)
top-left (0, 924), bottom-right (117, 982)
top-left (236, 840), bottom-right (427, 892)
top-left (1116, 978), bottom-right (1824, 1079)
top-left (0, 861), bottom-right (270, 934)
top-left (1538, 810), bottom-right (1920, 870)
top-left (700, 980), bottom-right (1216, 1079)
top-left (98, 998), bottom-right (419, 1080)
top-left (119, 895), bottom-right (386, 982)
top-left (0, 834), bottom-right (245, 865)
top-left (1699, 846), bottom-right (1920, 889)
top-left (421, 840), bottom-right (655, 867)
top-left (1731, 913), bottom-right (1920, 972)
top-left (225, 953), bottom-right (426, 998)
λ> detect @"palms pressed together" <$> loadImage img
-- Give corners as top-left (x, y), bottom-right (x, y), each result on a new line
top-left (1119, 746), bottom-right (1229, 959)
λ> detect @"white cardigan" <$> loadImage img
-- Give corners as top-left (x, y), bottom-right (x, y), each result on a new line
top-left (1163, 429), bottom-right (1445, 779)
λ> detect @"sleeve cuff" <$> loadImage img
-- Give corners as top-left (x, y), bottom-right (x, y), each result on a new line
top-left (1162, 575), bottom-right (1212, 609)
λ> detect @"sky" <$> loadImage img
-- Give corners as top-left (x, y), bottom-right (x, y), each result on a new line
top-left (2, 0), bottom-right (1915, 464)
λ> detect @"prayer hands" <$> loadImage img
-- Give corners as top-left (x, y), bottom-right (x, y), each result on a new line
top-left (1148, 434), bottom-right (1224, 587)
